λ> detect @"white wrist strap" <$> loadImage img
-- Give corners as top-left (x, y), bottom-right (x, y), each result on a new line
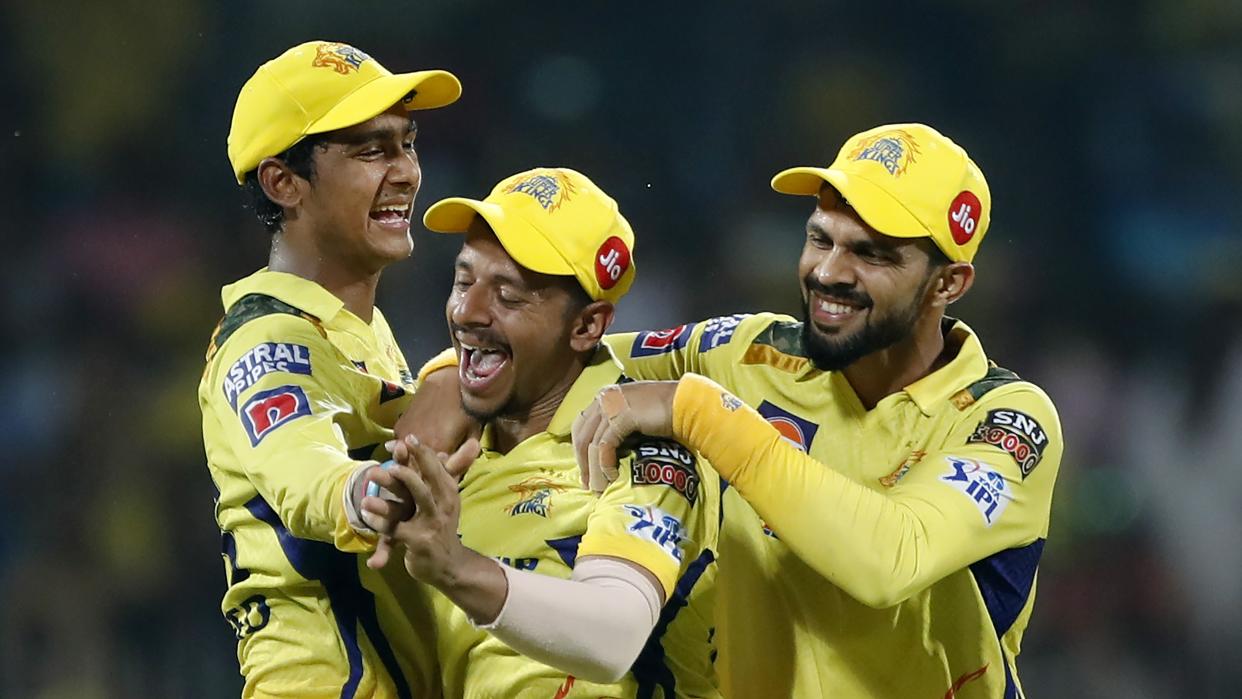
top-left (341, 460), bottom-right (384, 535)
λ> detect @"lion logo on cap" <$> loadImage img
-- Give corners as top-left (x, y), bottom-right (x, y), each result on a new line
top-left (312, 43), bottom-right (371, 75)
top-left (849, 129), bottom-right (921, 177)
top-left (503, 169), bottom-right (577, 213)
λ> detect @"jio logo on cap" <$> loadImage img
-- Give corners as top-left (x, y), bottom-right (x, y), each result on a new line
top-left (948, 191), bottom-right (982, 245)
top-left (595, 236), bottom-right (630, 290)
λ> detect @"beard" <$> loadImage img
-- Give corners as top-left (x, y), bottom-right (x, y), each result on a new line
top-left (800, 280), bottom-right (928, 372)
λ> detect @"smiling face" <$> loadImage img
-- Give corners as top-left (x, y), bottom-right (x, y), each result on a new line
top-left (446, 221), bottom-right (603, 423)
top-left (286, 103), bottom-right (421, 275)
top-left (798, 186), bottom-right (945, 371)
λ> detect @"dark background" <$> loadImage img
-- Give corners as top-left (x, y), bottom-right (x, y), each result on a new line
top-left (3, 1), bottom-right (1240, 696)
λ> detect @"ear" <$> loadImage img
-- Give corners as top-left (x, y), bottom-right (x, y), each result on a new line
top-left (257, 157), bottom-right (308, 212)
top-left (568, 300), bottom-right (615, 353)
top-left (929, 262), bottom-right (975, 308)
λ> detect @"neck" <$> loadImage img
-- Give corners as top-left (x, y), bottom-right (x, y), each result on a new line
top-left (841, 312), bottom-right (948, 410)
top-left (488, 355), bottom-right (589, 454)
top-left (269, 231), bottom-right (381, 323)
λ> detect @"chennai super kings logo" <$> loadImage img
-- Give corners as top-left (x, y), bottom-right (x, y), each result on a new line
top-left (848, 129), bottom-right (921, 177)
top-left (312, 43), bottom-right (371, 74)
top-left (506, 477), bottom-right (567, 517)
top-left (503, 170), bottom-right (576, 212)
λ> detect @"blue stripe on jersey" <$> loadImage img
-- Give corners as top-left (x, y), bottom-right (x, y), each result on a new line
top-left (244, 495), bottom-right (412, 699)
top-left (969, 538), bottom-right (1044, 699)
top-left (546, 535), bottom-right (583, 568)
top-left (632, 548), bottom-right (716, 699)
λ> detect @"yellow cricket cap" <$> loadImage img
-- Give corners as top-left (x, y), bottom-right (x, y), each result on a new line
top-left (227, 40), bottom-right (462, 184)
top-left (771, 123), bottom-right (991, 263)
top-left (424, 167), bottom-right (636, 304)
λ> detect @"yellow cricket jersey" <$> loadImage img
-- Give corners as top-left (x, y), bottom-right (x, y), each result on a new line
top-left (199, 268), bottom-right (440, 699)
top-left (604, 313), bottom-right (1063, 699)
top-left (434, 349), bottom-right (721, 699)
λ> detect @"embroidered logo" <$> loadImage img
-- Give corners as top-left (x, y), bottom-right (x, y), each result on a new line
top-left (505, 477), bottom-right (566, 517)
top-left (311, 43), bottom-right (371, 74)
top-left (880, 449), bottom-right (926, 488)
top-left (503, 169), bottom-right (576, 211)
top-left (848, 129), bottom-right (921, 177)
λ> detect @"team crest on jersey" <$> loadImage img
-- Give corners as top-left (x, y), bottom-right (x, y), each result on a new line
top-left (698, 314), bottom-right (748, 352)
top-left (631, 323), bottom-right (696, 358)
top-left (506, 477), bottom-right (567, 517)
top-left (756, 401), bottom-right (819, 452)
top-left (967, 409), bottom-right (1048, 479)
top-left (941, 456), bottom-right (1010, 526)
top-left (622, 504), bottom-right (687, 562)
top-left (879, 449), bottom-right (926, 487)
top-left (848, 129), bottom-right (921, 177)
top-left (239, 385), bottom-right (313, 446)
top-left (631, 440), bottom-right (700, 505)
top-left (312, 42), bottom-right (371, 74)
top-left (223, 343), bottom-right (312, 409)
top-left (503, 169), bottom-right (576, 212)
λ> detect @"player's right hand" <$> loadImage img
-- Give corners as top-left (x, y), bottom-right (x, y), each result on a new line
top-left (395, 365), bottom-right (481, 455)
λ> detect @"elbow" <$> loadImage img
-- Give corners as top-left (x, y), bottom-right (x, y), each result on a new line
top-left (571, 646), bottom-right (644, 685)
top-left (848, 584), bottom-right (913, 610)
top-left (822, 559), bottom-right (920, 609)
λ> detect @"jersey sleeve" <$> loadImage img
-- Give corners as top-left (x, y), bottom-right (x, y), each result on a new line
top-left (672, 373), bottom-right (1062, 608)
top-left (602, 313), bottom-right (789, 384)
top-left (576, 437), bottom-right (720, 600)
top-left (203, 314), bottom-right (375, 552)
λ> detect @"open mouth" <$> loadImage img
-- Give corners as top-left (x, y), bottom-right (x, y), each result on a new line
top-left (810, 293), bottom-right (868, 325)
top-left (369, 202), bottom-right (412, 227)
top-left (458, 341), bottom-right (512, 392)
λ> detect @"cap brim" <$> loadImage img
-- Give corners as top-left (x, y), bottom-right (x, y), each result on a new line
top-left (308, 70), bottom-right (462, 136)
top-left (771, 166), bottom-right (930, 240)
top-left (423, 198), bottom-right (576, 277)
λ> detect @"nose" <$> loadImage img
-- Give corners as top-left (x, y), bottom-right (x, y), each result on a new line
top-left (811, 246), bottom-right (857, 289)
top-left (449, 282), bottom-right (491, 329)
top-left (388, 147), bottom-right (420, 192)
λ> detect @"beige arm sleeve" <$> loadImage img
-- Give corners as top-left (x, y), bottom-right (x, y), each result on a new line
top-left (479, 557), bottom-right (662, 683)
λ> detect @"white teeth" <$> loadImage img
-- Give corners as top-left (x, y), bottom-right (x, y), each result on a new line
top-left (819, 301), bottom-right (858, 315)
top-left (372, 204), bottom-right (409, 214)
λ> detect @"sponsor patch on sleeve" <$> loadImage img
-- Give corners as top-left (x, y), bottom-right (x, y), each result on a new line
top-left (630, 323), bottom-right (696, 358)
top-left (223, 342), bottom-right (313, 409)
top-left (941, 456), bottom-right (1010, 526)
top-left (239, 385), bottom-right (313, 447)
top-left (966, 408), bottom-right (1049, 479)
top-left (697, 314), bottom-right (748, 352)
top-left (630, 440), bottom-right (700, 505)
top-left (621, 504), bottom-right (688, 562)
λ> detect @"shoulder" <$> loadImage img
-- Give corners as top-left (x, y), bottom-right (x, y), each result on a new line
top-left (954, 369), bottom-right (1062, 479)
top-left (208, 294), bottom-right (329, 362)
top-left (204, 295), bottom-right (340, 406)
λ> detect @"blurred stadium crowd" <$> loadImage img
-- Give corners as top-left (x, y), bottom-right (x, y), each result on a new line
top-left (2, 1), bottom-right (1241, 697)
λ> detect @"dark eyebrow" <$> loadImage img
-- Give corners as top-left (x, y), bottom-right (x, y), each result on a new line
top-left (808, 220), bottom-right (901, 257)
top-left (330, 119), bottom-right (418, 146)
top-left (454, 259), bottom-right (526, 289)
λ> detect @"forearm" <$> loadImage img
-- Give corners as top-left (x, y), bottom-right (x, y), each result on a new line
top-left (483, 558), bottom-right (661, 683)
top-left (672, 375), bottom-right (962, 607)
top-left (428, 547), bottom-right (510, 625)
top-left (251, 452), bottom-right (377, 552)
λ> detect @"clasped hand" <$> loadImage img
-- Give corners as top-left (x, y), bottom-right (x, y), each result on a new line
top-left (359, 435), bottom-right (479, 583)
top-left (570, 380), bottom-right (680, 493)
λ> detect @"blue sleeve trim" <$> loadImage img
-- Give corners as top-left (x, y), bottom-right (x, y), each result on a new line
top-left (244, 495), bottom-right (413, 699)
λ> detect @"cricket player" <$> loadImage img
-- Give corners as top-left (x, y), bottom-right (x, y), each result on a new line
top-left (572, 124), bottom-right (1063, 698)
top-left (363, 168), bottom-right (721, 698)
top-left (199, 40), bottom-right (462, 698)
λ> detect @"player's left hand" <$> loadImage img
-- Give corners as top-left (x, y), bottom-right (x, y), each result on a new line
top-left (571, 381), bottom-right (678, 492)
top-left (365, 435), bottom-right (480, 584)
top-left (363, 436), bottom-right (479, 570)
